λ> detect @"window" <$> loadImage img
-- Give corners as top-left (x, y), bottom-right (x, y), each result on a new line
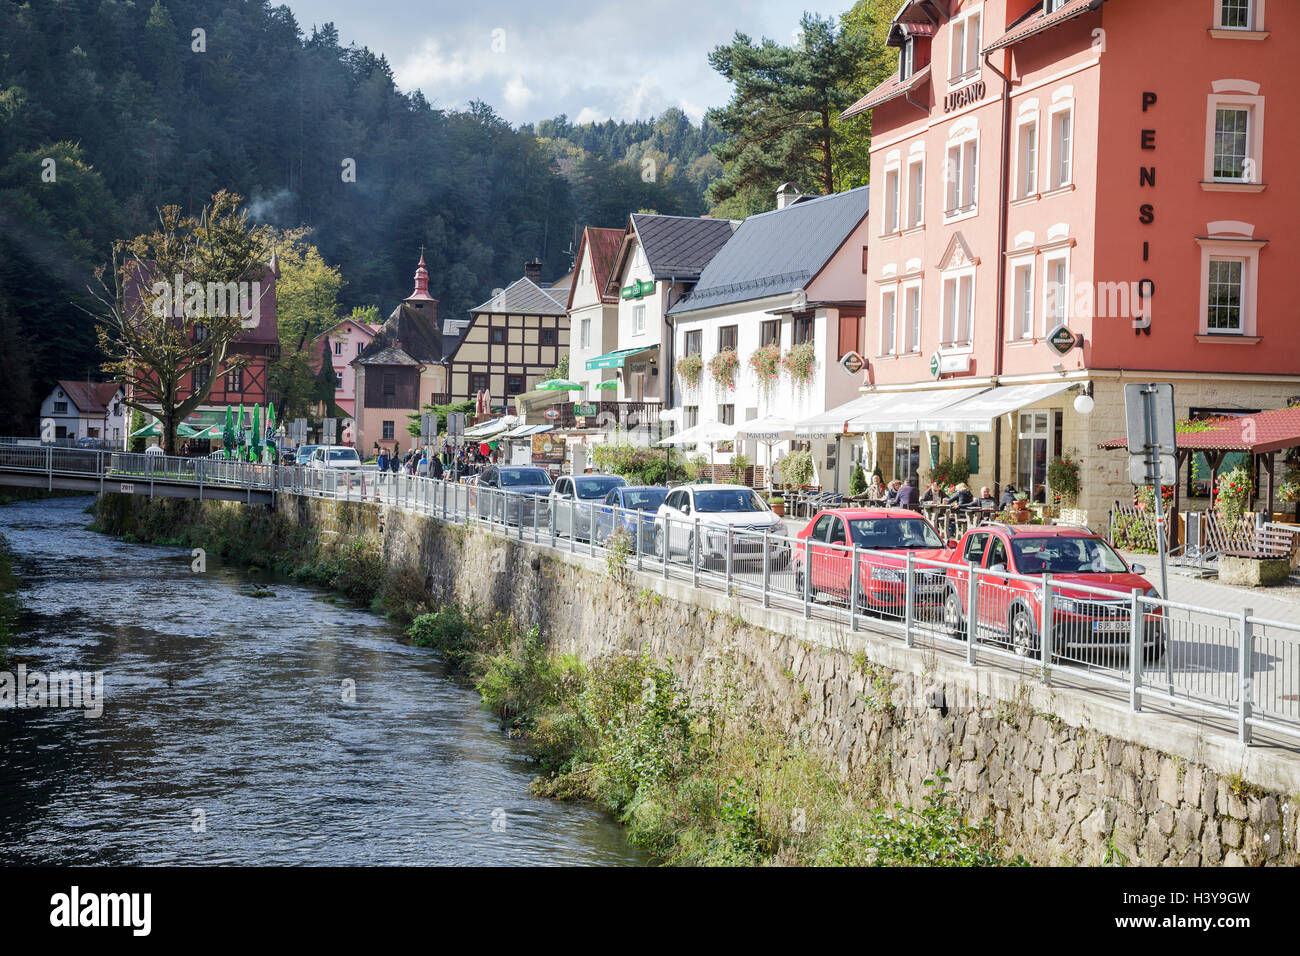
top-left (356, 342), bottom-right (364, 355)
top-left (580, 318), bottom-right (591, 348)
top-left (382, 420), bottom-right (395, 441)
top-left (1045, 0), bottom-right (1068, 12)
top-left (334, 341), bottom-right (342, 355)
top-left (949, 8), bottom-right (981, 83)
top-left (1043, 255), bottom-right (1069, 331)
top-left (1204, 87), bottom-right (1264, 186)
top-left (335, 371), bottom-right (343, 390)
top-left (941, 273), bottom-right (973, 347)
top-left (880, 289), bottom-right (897, 356)
top-left (540, 327), bottom-right (556, 346)
top-left (1213, 108), bottom-right (1250, 180)
top-left (632, 304), bottom-right (646, 335)
top-left (684, 405), bottom-right (699, 429)
top-left (900, 37), bottom-right (915, 80)
top-left (1206, 258), bottom-right (1245, 332)
top-left (490, 326), bottom-right (506, 344)
top-left (1017, 410), bottom-right (1060, 498)
top-left (684, 330), bottom-right (702, 355)
top-left (1217, 0), bottom-right (1254, 29)
top-left (226, 368), bottom-right (243, 393)
top-left (471, 372), bottom-right (488, 393)
top-left (718, 404), bottom-right (735, 425)
top-left (908, 160), bottom-right (925, 228)
top-left (1049, 109), bottom-right (1073, 189)
top-left (53, 401), bottom-right (68, 414)
top-left (1017, 120), bottom-right (1038, 198)
top-left (193, 364), bottom-right (211, 392)
top-left (382, 372), bottom-right (396, 396)
top-left (793, 315), bottom-right (813, 345)
top-left (883, 168), bottom-right (900, 234)
top-left (1012, 261), bottom-right (1035, 339)
top-left (904, 285), bottom-right (921, 353)
top-left (945, 140), bottom-right (978, 215)
top-left (507, 374), bottom-right (524, 394)
top-left (718, 325), bottom-right (738, 352)
top-left (760, 319), bottom-right (780, 347)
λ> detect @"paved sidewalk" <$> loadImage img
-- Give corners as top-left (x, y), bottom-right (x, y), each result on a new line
top-left (1118, 550), bottom-right (1300, 623)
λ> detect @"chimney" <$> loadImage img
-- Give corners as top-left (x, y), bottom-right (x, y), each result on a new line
top-left (776, 182), bottom-right (801, 210)
top-left (523, 259), bottom-right (542, 284)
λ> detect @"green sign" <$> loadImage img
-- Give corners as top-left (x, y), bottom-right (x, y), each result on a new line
top-left (620, 279), bottom-right (655, 300)
top-left (1047, 324), bottom-right (1078, 356)
top-left (929, 352), bottom-right (941, 380)
top-left (929, 435), bottom-right (940, 469)
top-left (966, 434), bottom-right (979, 474)
top-left (574, 402), bottom-right (598, 417)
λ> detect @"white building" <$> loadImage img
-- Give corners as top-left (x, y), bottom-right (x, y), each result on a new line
top-left (566, 226), bottom-right (625, 397)
top-left (665, 186), bottom-right (872, 490)
top-left (38, 380), bottom-right (127, 445)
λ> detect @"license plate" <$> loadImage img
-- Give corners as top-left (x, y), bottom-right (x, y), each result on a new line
top-left (917, 584), bottom-right (946, 595)
top-left (1093, 620), bottom-right (1129, 633)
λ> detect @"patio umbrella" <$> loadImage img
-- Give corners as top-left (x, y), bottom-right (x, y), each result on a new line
top-left (658, 419), bottom-right (738, 474)
top-left (222, 405), bottom-right (236, 459)
top-left (594, 380), bottom-right (619, 390)
top-left (264, 402), bottom-right (278, 462)
top-left (249, 404), bottom-right (262, 462)
top-left (536, 379), bottom-right (584, 391)
top-left (735, 413), bottom-right (797, 491)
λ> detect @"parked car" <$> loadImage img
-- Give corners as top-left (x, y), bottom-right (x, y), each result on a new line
top-left (592, 485), bottom-right (668, 550)
top-left (294, 444), bottom-right (320, 466)
top-left (549, 474), bottom-right (628, 541)
top-left (652, 483), bottom-right (786, 566)
top-left (473, 464), bottom-right (553, 525)
top-left (790, 508), bottom-right (953, 616)
top-left (939, 522), bottom-right (1166, 664)
top-left (308, 446), bottom-right (362, 470)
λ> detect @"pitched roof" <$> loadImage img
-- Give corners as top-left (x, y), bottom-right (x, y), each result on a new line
top-left (56, 380), bottom-right (122, 414)
top-left (567, 226), bottom-right (625, 310)
top-left (985, 0), bottom-right (1107, 53)
top-left (355, 294), bottom-right (453, 366)
top-left (667, 187), bottom-right (871, 316)
top-left (1098, 406), bottom-right (1300, 456)
top-left (469, 276), bottom-right (567, 316)
top-left (314, 317), bottom-right (378, 342)
top-left (842, 64), bottom-right (931, 120)
top-left (355, 343), bottom-right (421, 367)
top-left (621, 214), bottom-right (738, 282)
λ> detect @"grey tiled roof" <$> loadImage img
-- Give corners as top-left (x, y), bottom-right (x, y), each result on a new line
top-left (632, 214), bottom-right (738, 279)
top-left (469, 276), bottom-right (567, 316)
top-left (667, 187), bottom-right (870, 316)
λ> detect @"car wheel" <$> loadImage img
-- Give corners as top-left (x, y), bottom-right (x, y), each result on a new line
top-left (1011, 608), bottom-right (1039, 658)
top-left (942, 588), bottom-right (965, 637)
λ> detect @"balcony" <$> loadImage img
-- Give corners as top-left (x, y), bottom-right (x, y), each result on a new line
top-left (542, 400), bottom-right (662, 431)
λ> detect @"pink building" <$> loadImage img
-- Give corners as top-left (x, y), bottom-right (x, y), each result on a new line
top-left (843, 0), bottom-right (1299, 526)
top-left (313, 317), bottom-right (377, 417)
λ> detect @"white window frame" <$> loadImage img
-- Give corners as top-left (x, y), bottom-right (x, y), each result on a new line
top-left (948, 4), bottom-right (982, 86)
top-left (1042, 250), bottom-right (1071, 335)
top-left (903, 280), bottom-right (923, 354)
top-left (632, 303), bottom-right (646, 335)
top-left (940, 267), bottom-right (975, 349)
top-left (944, 135), bottom-right (979, 221)
top-left (1048, 102), bottom-right (1074, 190)
top-left (907, 158), bottom-right (925, 228)
top-left (1196, 235), bottom-right (1263, 337)
top-left (1214, 0), bottom-right (1264, 31)
top-left (1008, 253), bottom-right (1036, 340)
top-left (882, 166), bottom-right (901, 235)
top-left (580, 317), bottom-right (591, 348)
top-left (879, 286), bottom-right (898, 356)
top-left (900, 36), bottom-right (915, 80)
top-left (1203, 85), bottom-right (1265, 185)
top-left (1015, 115), bottom-right (1038, 199)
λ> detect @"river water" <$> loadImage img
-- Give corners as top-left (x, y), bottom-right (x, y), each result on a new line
top-left (0, 496), bottom-right (645, 866)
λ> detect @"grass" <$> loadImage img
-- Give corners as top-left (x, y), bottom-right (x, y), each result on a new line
top-left (406, 603), bottom-right (1027, 867)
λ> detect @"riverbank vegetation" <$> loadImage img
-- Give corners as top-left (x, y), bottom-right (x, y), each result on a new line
top-left (408, 605), bottom-right (1025, 867)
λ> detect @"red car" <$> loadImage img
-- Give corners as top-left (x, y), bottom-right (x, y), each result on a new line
top-left (940, 522), bottom-right (1166, 664)
top-left (792, 508), bottom-right (954, 616)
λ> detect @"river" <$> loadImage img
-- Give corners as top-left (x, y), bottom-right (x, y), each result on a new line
top-left (0, 496), bottom-right (645, 866)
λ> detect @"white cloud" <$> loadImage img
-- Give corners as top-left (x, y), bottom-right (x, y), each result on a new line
top-left (503, 75), bottom-right (537, 111)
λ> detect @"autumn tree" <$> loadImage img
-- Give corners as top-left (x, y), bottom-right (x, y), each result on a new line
top-left (92, 190), bottom-right (271, 454)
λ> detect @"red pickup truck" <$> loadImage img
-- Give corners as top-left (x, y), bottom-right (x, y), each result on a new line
top-left (939, 522), bottom-right (1166, 665)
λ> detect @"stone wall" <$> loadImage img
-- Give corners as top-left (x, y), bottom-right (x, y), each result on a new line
top-left (274, 493), bottom-right (1299, 866)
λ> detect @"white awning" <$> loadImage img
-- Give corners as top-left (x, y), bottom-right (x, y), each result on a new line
top-left (501, 423), bottom-right (553, 439)
top-left (914, 381), bottom-right (1076, 432)
top-left (793, 393), bottom-right (897, 436)
top-left (734, 413), bottom-right (797, 442)
top-left (658, 419), bottom-right (738, 446)
top-left (463, 416), bottom-right (518, 438)
top-left (846, 386), bottom-right (989, 433)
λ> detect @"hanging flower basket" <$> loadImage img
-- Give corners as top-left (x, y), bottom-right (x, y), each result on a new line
top-left (747, 344), bottom-right (782, 401)
top-left (708, 348), bottom-right (740, 393)
top-left (675, 353), bottom-right (703, 391)
top-left (782, 342), bottom-right (816, 391)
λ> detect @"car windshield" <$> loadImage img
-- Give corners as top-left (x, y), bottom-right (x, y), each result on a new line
top-left (575, 476), bottom-right (625, 499)
top-left (622, 489), bottom-right (667, 511)
top-left (500, 468), bottom-right (551, 487)
top-left (1011, 536), bottom-right (1128, 574)
top-left (848, 517), bottom-right (944, 549)
top-left (694, 488), bottom-right (766, 513)
top-left (328, 448), bottom-right (359, 462)
top-left (296, 447), bottom-right (318, 459)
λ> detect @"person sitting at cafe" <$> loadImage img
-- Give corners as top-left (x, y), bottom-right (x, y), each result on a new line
top-left (945, 482), bottom-right (974, 507)
top-left (867, 473), bottom-right (885, 500)
top-left (884, 479), bottom-right (901, 506)
top-left (920, 481), bottom-right (942, 503)
top-left (999, 484), bottom-right (1019, 508)
top-left (1032, 483), bottom-right (1047, 504)
top-left (970, 486), bottom-right (997, 510)
top-left (896, 477), bottom-right (917, 507)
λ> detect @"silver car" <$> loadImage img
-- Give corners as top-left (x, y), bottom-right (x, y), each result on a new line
top-left (549, 474), bottom-right (628, 541)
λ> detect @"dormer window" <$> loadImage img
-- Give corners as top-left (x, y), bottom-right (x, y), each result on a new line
top-left (1045, 0), bottom-right (1068, 12)
top-left (949, 7), bottom-right (982, 84)
top-left (900, 37), bottom-right (915, 80)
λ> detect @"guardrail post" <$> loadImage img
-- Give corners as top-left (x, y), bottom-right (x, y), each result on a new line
top-left (762, 529), bottom-right (771, 609)
top-left (45, 444), bottom-right (52, 491)
top-left (517, 493), bottom-right (523, 540)
top-left (1040, 572), bottom-right (1053, 674)
top-left (725, 527), bottom-right (734, 589)
top-left (904, 552), bottom-right (915, 647)
top-left (802, 537), bottom-right (811, 620)
top-left (692, 518), bottom-right (700, 589)
top-left (635, 510), bottom-right (643, 572)
top-left (849, 543), bottom-right (859, 632)
top-left (662, 515), bottom-right (669, 580)
top-left (1239, 607), bottom-right (1254, 745)
top-left (1129, 588), bottom-right (1143, 713)
top-left (966, 561), bottom-right (978, 666)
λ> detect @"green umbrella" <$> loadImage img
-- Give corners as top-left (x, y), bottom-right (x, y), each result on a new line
top-left (264, 402), bottom-right (278, 463)
top-left (249, 404), bottom-right (262, 462)
top-left (536, 379), bottom-right (584, 391)
top-left (222, 405), bottom-right (236, 459)
top-left (594, 380), bottom-right (618, 390)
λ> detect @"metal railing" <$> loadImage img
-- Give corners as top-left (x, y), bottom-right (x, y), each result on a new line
top-left (4, 441), bottom-right (1297, 749)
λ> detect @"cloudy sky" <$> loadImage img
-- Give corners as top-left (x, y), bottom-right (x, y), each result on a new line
top-left (284, 0), bottom-right (854, 125)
